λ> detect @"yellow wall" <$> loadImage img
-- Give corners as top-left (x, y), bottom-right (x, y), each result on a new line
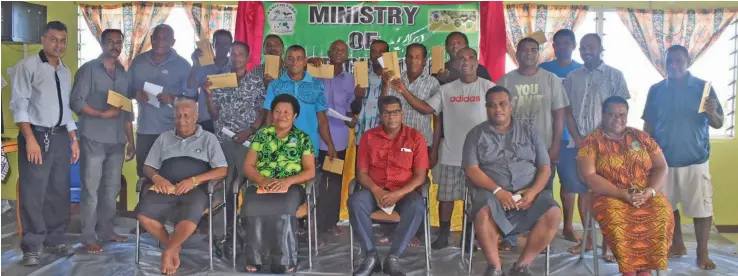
top-left (2, 1), bottom-right (738, 227)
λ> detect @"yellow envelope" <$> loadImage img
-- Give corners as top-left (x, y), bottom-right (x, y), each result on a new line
top-left (307, 64), bottom-right (334, 79)
top-left (149, 185), bottom-right (176, 194)
top-left (107, 90), bottom-right (132, 112)
top-left (265, 55), bottom-right (281, 78)
top-left (322, 158), bottom-right (345, 175)
top-left (527, 30), bottom-right (547, 45)
top-left (431, 46), bottom-right (445, 74)
top-left (353, 61), bottom-right (369, 88)
top-left (207, 73), bottom-right (238, 89)
top-left (698, 81), bottom-right (712, 113)
top-left (382, 52), bottom-right (401, 79)
top-left (197, 40), bottom-right (215, 66)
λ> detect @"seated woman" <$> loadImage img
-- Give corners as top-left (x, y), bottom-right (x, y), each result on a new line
top-left (576, 96), bottom-right (674, 276)
top-left (240, 94), bottom-right (316, 274)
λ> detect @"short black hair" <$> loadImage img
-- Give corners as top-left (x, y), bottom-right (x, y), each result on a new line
top-left (264, 34), bottom-right (284, 46)
top-left (43, 21), bottom-right (67, 34)
top-left (101, 29), bottom-right (123, 43)
top-left (231, 41), bottom-right (250, 53)
top-left (582, 33), bottom-right (602, 46)
top-left (378, 96), bottom-right (402, 112)
top-left (667, 44), bottom-right (690, 60)
top-left (485, 86), bottom-right (511, 102)
top-left (445, 31), bottom-right (469, 46)
top-left (370, 39), bottom-right (389, 52)
top-left (286, 44), bottom-right (305, 56)
top-left (152, 24), bottom-right (174, 37)
top-left (516, 37), bottom-right (540, 51)
top-left (457, 47), bottom-right (478, 59)
top-left (212, 29), bottom-right (233, 43)
top-left (553, 29), bottom-right (576, 44)
top-left (602, 96), bottom-right (629, 113)
top-left (271, 94), bottom-right (301, 117)
top-left (405, 43), bottom-right (427, 58)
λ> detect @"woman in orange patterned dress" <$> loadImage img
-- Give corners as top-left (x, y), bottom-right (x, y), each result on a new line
top-left (576, 96), bottom-right (674, 276)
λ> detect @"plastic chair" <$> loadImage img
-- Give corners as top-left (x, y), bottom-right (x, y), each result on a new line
top-left (460, 187), bottom-right (551, 275)
top-left (134, 177), bottom-right (227, 271)
top-left (230, 175), bottom-right (319, 269)
top-left (348, 178), bottom-right (432, 275)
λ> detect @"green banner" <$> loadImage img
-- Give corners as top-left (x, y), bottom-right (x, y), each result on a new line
top-left (264, 2), bottom-right (480, 65)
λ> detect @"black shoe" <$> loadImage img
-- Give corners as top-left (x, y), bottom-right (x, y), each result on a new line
top-left (430, 235), bottom-right (449, 250)
top-left (353, 253), bottom-right (382, 276)
top-left (22, 252), bottom-right (40, 266)
top-left (44, 244), bottom-right (75, 257)
top-left (508, 262), bottom-right (533, 276)
top-left (382, 255), bottom-right (406, 276)
top-left (484, 265), bottom-right (504, 276)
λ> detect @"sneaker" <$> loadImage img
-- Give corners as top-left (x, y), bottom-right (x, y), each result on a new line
top-left (44, 244), bottom-right (76, 257)
top-left (22, 252), bottom-right (40, 266)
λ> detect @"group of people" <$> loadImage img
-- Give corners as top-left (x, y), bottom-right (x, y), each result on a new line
top-left (8, 20), bottom-right (724, 276)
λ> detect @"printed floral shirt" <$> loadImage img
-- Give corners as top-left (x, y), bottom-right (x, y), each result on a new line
top-left (249, 125), bottom-right (315, 185)
top-left (212, 72), bottom-right (266, 143)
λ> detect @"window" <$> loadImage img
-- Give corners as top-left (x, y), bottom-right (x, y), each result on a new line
top-left (78, 6), bottom-right (198, 123)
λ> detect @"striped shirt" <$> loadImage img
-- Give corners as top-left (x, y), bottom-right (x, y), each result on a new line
top-left (563, 62), bottom-right (630, 137)
top-left (387, 70), bottom-right (440, 146)
top-left (250, 62), bottom-right (286, 82)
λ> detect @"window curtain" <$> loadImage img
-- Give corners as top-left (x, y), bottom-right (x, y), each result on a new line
top-left (618, 8), bottom-right (737, 77)
top-left (79, 2), bottom-right (174, 69)
top-left (504, 4), bottom-right (589, 65)
top-left (182, 2), bottom-right (237, 42)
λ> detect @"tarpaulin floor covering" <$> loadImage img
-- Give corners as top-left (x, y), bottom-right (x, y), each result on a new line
top-left (2, 215), bottom-right (737, 276)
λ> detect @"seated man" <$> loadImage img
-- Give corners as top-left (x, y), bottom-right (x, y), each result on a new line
top-left (462, 86), bottom-right (561, 276)
top-left (134, 98), bottom-right (227, 275)
top-left (349, 96), bottom-right (428, 276)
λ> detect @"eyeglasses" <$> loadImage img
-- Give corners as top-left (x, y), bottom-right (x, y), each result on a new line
top-left (381, 110), bottom-right (402, 117)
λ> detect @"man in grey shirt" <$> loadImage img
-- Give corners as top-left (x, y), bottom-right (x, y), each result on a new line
top-left (462, 86), bottom-right (560, 276)
top-left (134, 98), bottom-right (227, 275)
top-left (70, 29), bottom-right (135, 254)
top-left (128, 24), bottom-right (194, 177)
top-left (9, 21), bottom-right (79, 266)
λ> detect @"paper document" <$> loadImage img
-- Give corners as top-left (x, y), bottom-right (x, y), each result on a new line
top-left (143, 82), bottom-right (163, 108)
top-left (265, 55), bottom-right (281, 78)
top-left (327, 108), bottom-right (353, 122)
top-left (307, 64), bottom-right (334, 79)
top-left (431, 46), bottom-right (445, 73)
top-left (353, 61), bottom-right (369, 88)
top-left (197, 40), bottom-right (215, 66)
top-left (512, 194), bottom-right (522, 203)
top-left (257, 186), bottom-right (289, 194)
top-left (698, 81), bottom-right (712, 113)
top-left (107, 90), bottom-right (133, 112)
top-left (221, 127), bottom-right (251, 147)
top-left (149, 185), bottom-right (176, 194)
top-left (377, 56), bottom-right (386, 68)
top-left (382, 52), bottom-right (401, 79)
top-left (322, 158), bottom-right (345, 175)
top-left (527, 30), bottom-right (548, 45)
top-left (381, 205), bottom-right (396, 215)
top-left (208, 73), bottom-right (238, 89)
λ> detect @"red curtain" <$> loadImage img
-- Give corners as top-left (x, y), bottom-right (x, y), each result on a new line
top-left (235, 1), bottom-right (506, 77)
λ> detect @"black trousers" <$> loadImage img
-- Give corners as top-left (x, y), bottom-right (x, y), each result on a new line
top-left (135, 133), bottom-right (160, 177)
top-left (18, 129), bottom-right (71, 253)
top-left (316, 149), bottom-right (347, 233)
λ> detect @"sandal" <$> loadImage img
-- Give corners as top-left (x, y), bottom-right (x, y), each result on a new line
top-left (244, 264), bottom-right (261, 272)
top-left (508, 262), bottom-right (533, 276)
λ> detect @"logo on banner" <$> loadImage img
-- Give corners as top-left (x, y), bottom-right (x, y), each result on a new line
top-left (267, 3), bottom-right (297, 35)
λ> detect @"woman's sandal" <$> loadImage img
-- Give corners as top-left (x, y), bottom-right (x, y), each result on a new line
top-left (244, 264), bottom-right (261, 272)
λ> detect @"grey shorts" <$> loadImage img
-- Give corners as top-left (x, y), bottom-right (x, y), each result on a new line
top-left (471, 188), bottom-right (559, 236)
top-left (134, 186), bottom-right (209, 225)
top-left (433, 164), bottom-right (466, 201)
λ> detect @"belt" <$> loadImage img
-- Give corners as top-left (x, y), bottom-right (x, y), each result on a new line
top-left (31, 124), bottom-right (66, 134)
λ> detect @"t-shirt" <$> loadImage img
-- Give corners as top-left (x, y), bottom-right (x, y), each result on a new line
top-left (498, 69), bottom-right (570, 149)
top-left (540, 60), bottom-right (582, 141)
top-left (426, 78), bottom-right (495, 166)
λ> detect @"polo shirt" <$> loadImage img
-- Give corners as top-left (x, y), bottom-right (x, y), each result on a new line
top-left (462, 119), bottom-right (550, 191)
top-left (357, 125), bottom-right (429, 191)
top-left (9, 51), bottom-right (77, 131)
top-left (144, 125), bottom-right (227, 170)
top-left (642, 73), bottom-right (723, 167)
top-left (249, 125), bottom-right (314, 182)
top-left (263, 72), bottom-right (327, 156)
top-left (71, 55), bottom-right (132, 144)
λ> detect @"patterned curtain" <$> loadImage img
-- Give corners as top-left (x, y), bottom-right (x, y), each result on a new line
top-left (504, 4), bottom-right (589, 65)
top-left (182, 2), bottom-right (237, 42)
top-left (79, 2), bottom-right (174, 69)
top-left (618, 8), bottom-right (737, 77)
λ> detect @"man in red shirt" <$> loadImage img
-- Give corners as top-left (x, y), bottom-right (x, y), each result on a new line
top-left (349, 96), bottom-right (429, 276)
